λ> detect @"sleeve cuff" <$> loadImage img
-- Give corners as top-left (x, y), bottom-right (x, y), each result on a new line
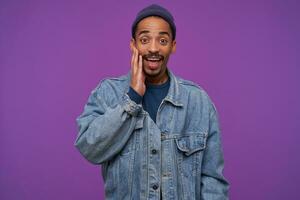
top-left (127, 87), bottom-right (143, 104)
top-left (121, 93), bottom-right (142, 117)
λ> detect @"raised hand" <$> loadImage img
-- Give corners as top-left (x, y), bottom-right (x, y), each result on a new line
top-left (130, 43), bottom-right (146, 96)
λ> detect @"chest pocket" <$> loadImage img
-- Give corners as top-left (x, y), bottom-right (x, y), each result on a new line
top-left (175, 133), bottom-right (207, 156)
top-left (174, 133), bottom-right (208, 178)
top-left (173, 132), bottom-right (208, 200)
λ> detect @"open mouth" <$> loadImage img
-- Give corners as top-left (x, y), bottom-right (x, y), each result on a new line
top-left (143, 55), bottom-right (164, 70)
top-left (145, 58), bottom-right (162, 69)
top-left (145, 58), bottom-right (162, 61)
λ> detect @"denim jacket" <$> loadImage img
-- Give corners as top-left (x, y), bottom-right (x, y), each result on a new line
top-left (75, 69), bottom-right (229, 200)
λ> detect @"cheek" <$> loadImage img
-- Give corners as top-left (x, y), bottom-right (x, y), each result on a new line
top-left (161, 47), bottom-right (172, 55)
top-left (137, 49), bottom-right (147, 56)
top-left (136, 45), bottom-right (146, 54)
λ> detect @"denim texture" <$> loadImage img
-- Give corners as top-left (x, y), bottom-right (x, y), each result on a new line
top-left (75, 69), bottom-right (229, 200)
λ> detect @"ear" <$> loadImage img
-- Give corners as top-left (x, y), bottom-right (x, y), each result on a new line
top-left (130, 38), bottom-right (136, 50)
top-left (171, 40), bottom-right (176, 53)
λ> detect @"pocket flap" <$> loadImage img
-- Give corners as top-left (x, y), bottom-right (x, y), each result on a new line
top-left (175, 133), bottom-right (207, 156)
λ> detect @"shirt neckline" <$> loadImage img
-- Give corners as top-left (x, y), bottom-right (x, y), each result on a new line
top-left (146, 77), bottom-right (170, 89)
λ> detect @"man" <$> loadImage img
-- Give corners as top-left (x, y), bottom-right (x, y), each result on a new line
top-left (75, 4), bottom-right (229, 200)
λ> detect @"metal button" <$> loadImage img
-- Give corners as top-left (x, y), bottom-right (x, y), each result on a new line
top-left (151, 149), bottom-right (157, 154)
top-left (152, 184), bottom-right (158, 190)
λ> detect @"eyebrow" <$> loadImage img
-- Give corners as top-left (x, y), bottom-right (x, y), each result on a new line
top-left (158, 31), bottom-right (170, 37)
top-left (138, 30), bottom-right (150, 36)
top-left (138, 30), bottom-right (170, 37)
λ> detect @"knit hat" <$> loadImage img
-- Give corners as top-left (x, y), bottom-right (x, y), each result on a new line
top-left (131, 4), bottom-right (176, 40)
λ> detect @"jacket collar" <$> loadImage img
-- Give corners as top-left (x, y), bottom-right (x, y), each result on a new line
top-left (164, 68), bottom-right (183, 107)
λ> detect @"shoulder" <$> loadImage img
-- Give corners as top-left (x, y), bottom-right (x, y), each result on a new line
top-left (88, 73), bottom-right (130, 104)
top-left (94, 73), bottom-right (130, 91)
top-left (98, 73), bottom-right (129, 87)
top-left (176, 76), bottom-right (209, 98)
top-left (175, 75), bottom-right (217, 112)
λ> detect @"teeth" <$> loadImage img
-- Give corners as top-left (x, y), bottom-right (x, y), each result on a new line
top-left (147, 59), bottom-right (160, 61)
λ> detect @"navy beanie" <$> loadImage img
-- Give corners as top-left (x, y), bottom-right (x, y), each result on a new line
top-left (131, 4), bottom-right (176, 40)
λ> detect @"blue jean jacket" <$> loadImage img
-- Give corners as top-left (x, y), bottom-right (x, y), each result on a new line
top-left (75, 69), bottom-right (229, 199)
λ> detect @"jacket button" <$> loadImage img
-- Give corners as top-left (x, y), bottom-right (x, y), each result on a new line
top-left (152, 184), bottom-right (158, 190)
top-left (151, 149), bottom-right (157, 154)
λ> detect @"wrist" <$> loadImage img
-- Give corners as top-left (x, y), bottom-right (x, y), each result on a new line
top-left (130, 84), bottom-right (144, 96)
top-left (127, 87), bottom-right (143, 104)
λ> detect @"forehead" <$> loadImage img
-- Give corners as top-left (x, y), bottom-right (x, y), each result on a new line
top-left (136, 16), bottom-right (171, 35)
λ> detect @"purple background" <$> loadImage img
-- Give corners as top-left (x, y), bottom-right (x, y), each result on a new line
top-left (1, 0), bottom-right (300, 199)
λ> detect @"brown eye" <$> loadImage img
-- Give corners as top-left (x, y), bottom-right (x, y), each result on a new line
top-left (160, 38), bottom-right (168, 45)
top-left (140, 38), bottom-right (149, 44)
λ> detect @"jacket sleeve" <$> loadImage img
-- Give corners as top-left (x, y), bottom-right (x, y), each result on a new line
top-left (200, 103), bottom-right (229, 199)
top-left (74, 80), bottom-right (143, 165)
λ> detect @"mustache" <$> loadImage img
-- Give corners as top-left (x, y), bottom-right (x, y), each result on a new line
top-left (142, 53), bottom-right (164, 60)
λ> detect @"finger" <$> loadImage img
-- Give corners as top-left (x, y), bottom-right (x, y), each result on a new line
top-left (131, 45), bottom-right (137, 67)
top-left (133, 48), bottom-right (138, 72)
top-left (131, 48), bottom-right (135, 71)
top-left (138, 55), bottom-right (145, 80)
top-left (132, 49), bottom-right (138, 75)
top-left (138, 55), bottom-right (143, 72)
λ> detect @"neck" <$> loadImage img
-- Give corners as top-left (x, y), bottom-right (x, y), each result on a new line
top-left (146, 69), bottom-right (169, 85)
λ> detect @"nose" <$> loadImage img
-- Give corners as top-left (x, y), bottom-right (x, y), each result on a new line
top-left (148, 40), bottom-right (159, 53)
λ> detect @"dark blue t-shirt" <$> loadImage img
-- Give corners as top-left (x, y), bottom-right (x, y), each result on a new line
top-left (127, 78), bottom-right (170, 123)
